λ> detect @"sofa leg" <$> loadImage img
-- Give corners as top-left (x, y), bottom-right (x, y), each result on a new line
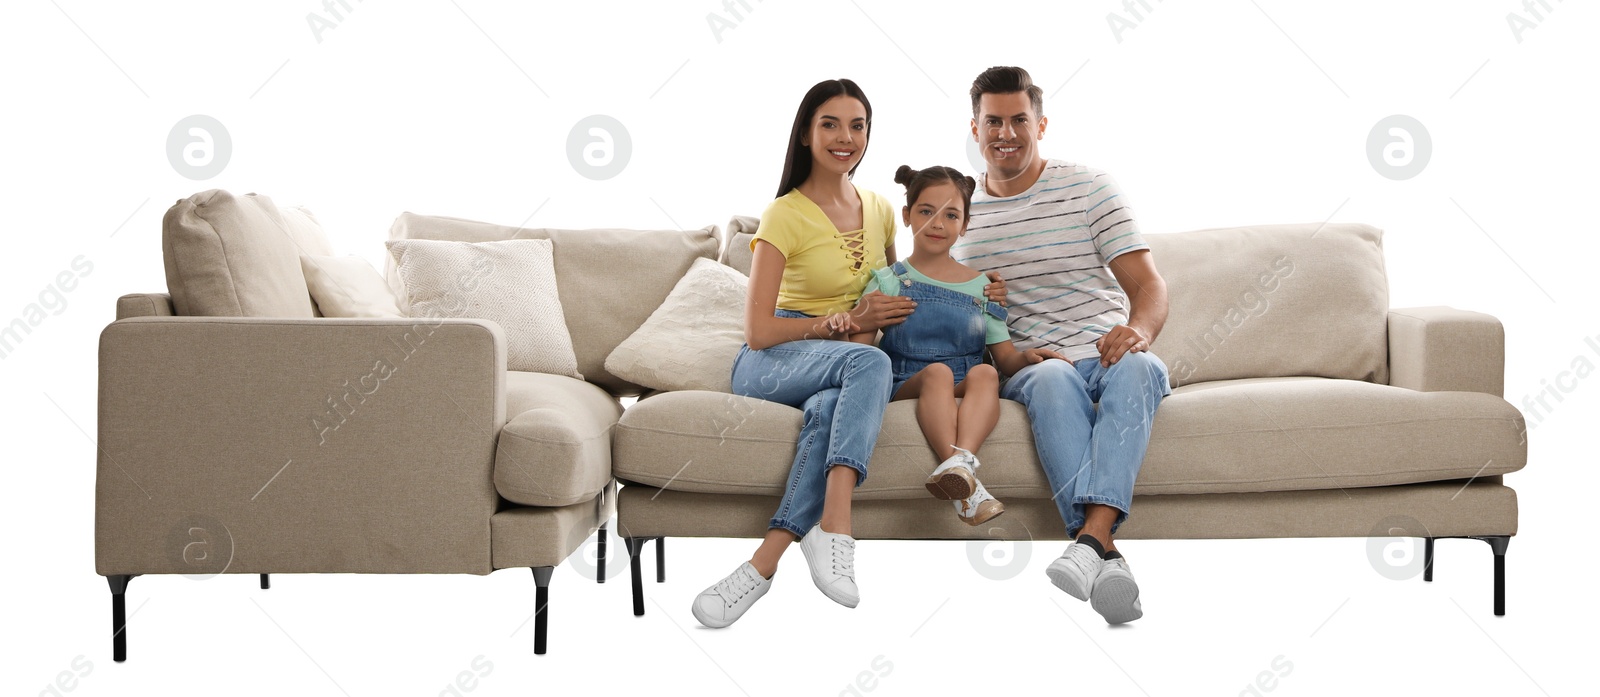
top-left (596, 527), bottom-right (607, 584)
top-left (260, 574), bottom-right (271, 590)
top-left (107, 575), bottom-right (134, 662)
top-left (1473, 536), bottom-right (1510, 616)
top-left (625, 537), bottom-right (647, 616)
top-left (656, 536), bottom-right (665, 583)
top-left (531, 567), bottom-right (554, 654)
top-left (1422, 538), bottom-right (1434, 582)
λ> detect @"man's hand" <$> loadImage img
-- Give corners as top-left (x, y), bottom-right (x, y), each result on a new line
top-left (1023, 347), bottom-right (1067, 365)
top-left (851, 290), bottom-right (916, 332)
top-left (1095, 324), bottom-right (1149, 367)
top-left (983, 271), bottom-right (1008, 306)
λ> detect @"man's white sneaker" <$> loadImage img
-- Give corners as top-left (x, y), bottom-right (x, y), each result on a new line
top-left (1045, 541), bottom-right (1103, 602)
top-left (1090, 557), bottom-right (1143, 624)
top-left (953, 479), bottom-right (1005, 526)
top-left (925, 446), bottom-right (978, 500)
top-left (691, 561), bottom-right (771, 628)
top-left (798, 525), bottom-right (859, 608)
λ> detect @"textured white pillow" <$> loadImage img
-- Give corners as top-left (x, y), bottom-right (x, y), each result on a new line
top-left (300, 255), bottom-right (404, 318)
top-left (605, 257), bottom-right (747, 392)
top-left (387, 238), bottom-right (583, 379)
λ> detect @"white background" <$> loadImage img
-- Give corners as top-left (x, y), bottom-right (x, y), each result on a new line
top-left (2, 1), bottom-right (1595, 695)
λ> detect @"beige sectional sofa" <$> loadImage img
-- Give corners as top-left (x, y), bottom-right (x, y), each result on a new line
top-left (97, 191), bottom-right (716, 660)
top-left (610, 217), bottom-right (1525, 618)
top-left (96, 191), bottom-right (1524, 665)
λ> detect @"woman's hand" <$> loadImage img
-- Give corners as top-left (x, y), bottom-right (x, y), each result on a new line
top-left (850, 290), bottom-right (916, 332)
top-left (823, 311), bottom-right (860, 337)
top-left (983, 271), bottom-right (1008, 306)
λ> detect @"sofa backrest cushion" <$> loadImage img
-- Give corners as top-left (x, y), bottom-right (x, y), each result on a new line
top-left (1145, 223), bottom-right (1389, 387)
top-left (162, 190), bottom-right (334, 317)
top-left (720, 215), bottom-right (758, 276)
top-left (387, 212), bottom-right (720, 395)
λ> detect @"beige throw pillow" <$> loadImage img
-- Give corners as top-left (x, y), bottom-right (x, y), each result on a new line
top-left (386, 238), bottom-right (582, 379)
top-left (605, 257), bottom-right (748, 393)
top-left (299, 255), bottom-right (403, 318)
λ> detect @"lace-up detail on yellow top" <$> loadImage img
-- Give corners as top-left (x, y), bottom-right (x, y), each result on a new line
top-left (749, 186), bottom-right (894, 317)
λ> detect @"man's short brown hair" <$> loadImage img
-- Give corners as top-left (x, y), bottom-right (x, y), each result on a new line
top-left (970, 66), bottom-right (1044, 118)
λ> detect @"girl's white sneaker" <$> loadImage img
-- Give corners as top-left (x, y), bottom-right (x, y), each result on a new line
top-left (925, 446), bottom-right (979, 500)
top-left (953, 479), bottom-right (1006, 526)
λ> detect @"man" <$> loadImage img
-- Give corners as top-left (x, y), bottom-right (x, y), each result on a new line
top-left (952, 66), bottom-right (1171, 624)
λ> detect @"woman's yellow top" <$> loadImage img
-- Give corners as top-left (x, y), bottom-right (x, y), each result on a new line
top-left (750, 186), bottom-right (894, 316)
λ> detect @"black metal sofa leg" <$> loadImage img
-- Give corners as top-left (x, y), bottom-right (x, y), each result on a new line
top-left (532, 567), bottom-right (554, 654)
top-left (260, 574), bottom-right (271, 589)
top-left (1476, 536), bottom-right (1509, 616)
top-left (1425, 536), bottom-right (1510, 616)
top-left (108, 575), bottom-right (134, 662)
top-left (656, 536), bottom-right (665, 583)
top-left (625, 537), bottom-right (647, 616)
top-left (596, 527), bottom-right (608, 583)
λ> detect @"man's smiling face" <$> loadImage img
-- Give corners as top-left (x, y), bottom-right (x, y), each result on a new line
top-left (972, 91), bottom-right (1047, 184)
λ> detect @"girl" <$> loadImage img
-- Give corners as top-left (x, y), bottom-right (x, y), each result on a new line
top-left (691, 83), bottom-right (1004, 629)
top-left (840, 164), bottom-right (1065, 526)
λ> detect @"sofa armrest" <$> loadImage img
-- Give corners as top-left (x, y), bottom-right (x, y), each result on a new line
top-left (116, 293), bottom-right (174, 319)
top-left (1388, 306), bottom-right (1505, 396)
top-left (96, 316), bottom-right (507, 576)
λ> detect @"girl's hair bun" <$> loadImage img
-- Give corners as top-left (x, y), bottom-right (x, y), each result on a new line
top-left (893, 164), bottom-right (918, 187)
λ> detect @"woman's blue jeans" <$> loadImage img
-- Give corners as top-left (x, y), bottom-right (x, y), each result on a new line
top-left (730, 310), bottom-right (893, 539)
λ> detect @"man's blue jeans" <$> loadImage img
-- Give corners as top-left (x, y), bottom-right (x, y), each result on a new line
top-left (1000, 352), bottom-right (1171, 537)
top-left (730, 314), bottom-right (893, 538)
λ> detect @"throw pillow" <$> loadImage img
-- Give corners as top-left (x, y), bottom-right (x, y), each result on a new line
top-left (386, 238), bottom-right (582, 379)
top-left (299, 255), bottom-right (404, 318)
top-left (605, 257), bottom-right (748, 392)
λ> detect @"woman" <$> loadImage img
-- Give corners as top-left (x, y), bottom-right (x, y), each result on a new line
top-left (691, 79), bottom-right (1003, 628)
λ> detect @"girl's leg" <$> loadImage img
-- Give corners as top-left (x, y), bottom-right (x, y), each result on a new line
top-left (951, 363), bottom-right (1001, 456)
top-left (892, 363), bottom-right (958, 461)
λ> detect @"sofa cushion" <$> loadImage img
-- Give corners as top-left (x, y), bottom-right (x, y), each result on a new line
top-left (162, 190), bottom-right (333, 317)
top-left (495, 371), bottom-right (623, 507)
top-left (387, 212), bottom-right (719, 395)
top-left (613, 376), bottom-right (1526, 499)
top-left (299, 254), bottom-right (404, 318)
top-left (1144, 223), bottom-right (1390, 388)
top-left (605, 257), bottom-right (748, 393)
top-left (387, 238), bottom-right (582, 378)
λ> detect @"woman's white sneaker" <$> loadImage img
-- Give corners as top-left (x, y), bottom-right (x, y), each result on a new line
top-left (798, 525), bottom-right (859, 608)
top-left (691, 561), bottom-right (771, 628)
top-left (925, 446), bottom-right (979, 500)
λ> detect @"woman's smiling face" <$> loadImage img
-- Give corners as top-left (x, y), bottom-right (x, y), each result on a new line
top-left (904, 181), bottom-right (967, 255)
top-left (803, 95), bottom-right (868, 177)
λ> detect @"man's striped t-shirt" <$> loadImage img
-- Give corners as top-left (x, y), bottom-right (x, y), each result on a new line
top-left (951, 160), bottom-right (1148, 363)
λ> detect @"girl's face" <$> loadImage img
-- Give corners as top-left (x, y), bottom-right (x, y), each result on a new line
top-left (802, 96), bottom-right (868, 177)
top-left (902, 181), bottom-right (968, 256)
